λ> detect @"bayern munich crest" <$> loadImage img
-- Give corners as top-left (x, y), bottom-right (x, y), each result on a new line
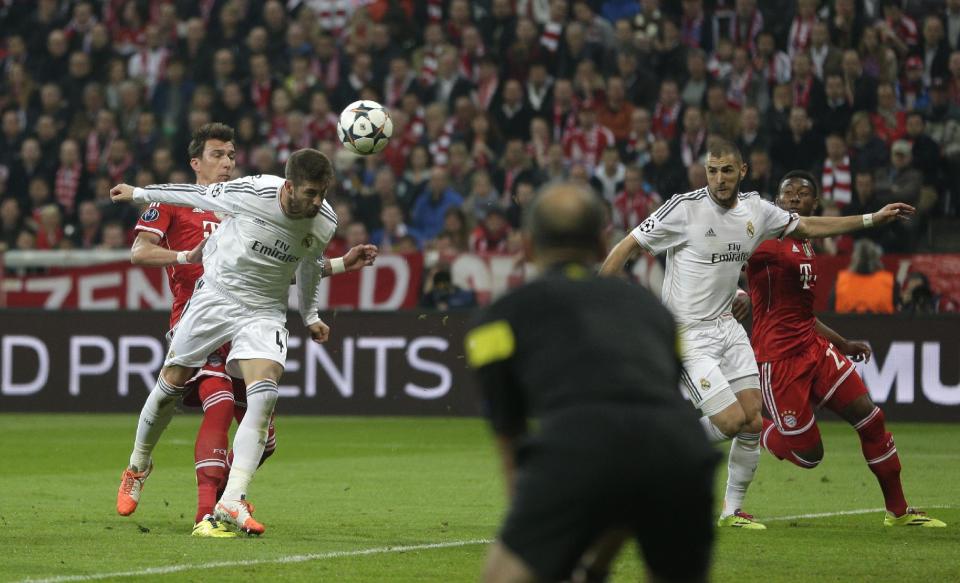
top-left (783, 414), bottom-right (798, 428)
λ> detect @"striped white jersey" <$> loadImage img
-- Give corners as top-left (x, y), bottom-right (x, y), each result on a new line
top-left (630, 188), bottom-right (799, 327)
top-left (132, 174), bottom-right (337, 325)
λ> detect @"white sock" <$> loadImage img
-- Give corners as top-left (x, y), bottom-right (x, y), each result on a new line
top-left (722, 432), bottom-right (761, 517)
top-left (221, 380), bottom-right (278, 502)
top-left (699, 416), bottom-right (731, 443)
top-left (129, 375), bottom-right (184, 471)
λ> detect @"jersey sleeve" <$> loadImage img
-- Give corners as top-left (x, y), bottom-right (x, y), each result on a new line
top-left (464, 306), bottom-right (527, 437)
top-left (755, 196), bottom-right (800, 240)
top-left (132, 176), bottom-right (279, 217)
top-left (133, 203), bottom-right (175, 240)
top-left (296, 256), bottom-right (324, 326)
top-left (629, 199), bottom-right (688, 255)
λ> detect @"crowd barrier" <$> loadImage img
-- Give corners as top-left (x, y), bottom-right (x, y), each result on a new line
top-left (0, 311), bottom-right (956, 422)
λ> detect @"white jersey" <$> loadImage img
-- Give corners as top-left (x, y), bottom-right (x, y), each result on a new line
top-left (631, 188), bottom-right (798, 327)
top-left (133, 174), bottom-right (337, 325)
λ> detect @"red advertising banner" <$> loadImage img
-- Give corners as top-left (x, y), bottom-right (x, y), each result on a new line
top-left (2, 252), bottom-right (958, 312)
top-left (2, 254), bottom-right (424, 311)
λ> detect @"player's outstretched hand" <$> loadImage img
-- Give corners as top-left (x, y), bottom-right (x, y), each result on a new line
top-left (870, 203), bottom-right (916, 226)
top-left (840, 340), bottom-right (872, 363)
top-left (732, 291), bottom-right (751, 322)
top-left (110, 183), bottom-right (135, 203)
top-left (307, 320), bottom-right (330, 344)
top-left (185, 238), bottom-right (207, 264)
top-left (343, 244), bottom-right (379, 272)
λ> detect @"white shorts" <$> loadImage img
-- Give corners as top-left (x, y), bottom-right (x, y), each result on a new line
top-left (678, 315), bottom-right (760, 417)
top-left (166, 281), bottom-right (289, 377)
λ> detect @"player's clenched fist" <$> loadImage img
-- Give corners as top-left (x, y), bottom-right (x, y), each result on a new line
top-left (307, 320), bottom-right (330, 344)
top-left (110, 183), bottom-right (136, 203)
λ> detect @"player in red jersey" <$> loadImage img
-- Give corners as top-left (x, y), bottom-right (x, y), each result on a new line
top-left (738, 170), bottom-right (945, 527)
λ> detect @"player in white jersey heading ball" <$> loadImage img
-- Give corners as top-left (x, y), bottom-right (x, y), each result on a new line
top-left (110, 149), bottom-right (377, 534)
top-left (600, 138), bottom-right (913, 529)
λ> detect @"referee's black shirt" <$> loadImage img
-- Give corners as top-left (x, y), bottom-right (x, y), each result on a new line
top-left (466, 262), bottom-right (690, 437)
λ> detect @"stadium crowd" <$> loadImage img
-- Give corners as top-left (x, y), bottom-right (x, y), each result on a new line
top-left (0, 0), bottom-right (958, 269)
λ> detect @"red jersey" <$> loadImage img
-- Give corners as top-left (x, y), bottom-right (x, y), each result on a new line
top-left (746, 237), bottom-right (819, 362)
top-left (134, 202), bottom-right (220, 328)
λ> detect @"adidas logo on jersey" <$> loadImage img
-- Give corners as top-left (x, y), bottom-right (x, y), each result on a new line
top-left (192, 208), bottom-right (205, 213)
top-left (705, 228), bottom-right (717, 237)
top-left (792, 244), bottom-right (801, 253)
top-left (254, 218), bottom-right (266, 226)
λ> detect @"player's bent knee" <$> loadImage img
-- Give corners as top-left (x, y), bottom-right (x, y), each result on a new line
top-left (710, 404), bottom-right (746, 438)
top-left (160, 365), bottom-right (193, 388)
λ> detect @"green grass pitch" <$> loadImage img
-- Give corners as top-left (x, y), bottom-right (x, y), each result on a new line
top-left (0, 414), bottom-right (957, 582)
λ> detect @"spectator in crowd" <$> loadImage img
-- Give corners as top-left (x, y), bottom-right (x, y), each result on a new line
top-left (871, 82), bottom-right (907, 144)
top-left (772, 106), bottom-right (823, 177)
top-left (597, 76), bottom-right (635, 144)
top-left (34, 204), bottom-right (65, 250)
top-left (681, 48), bottom-right (710, 108)
top-left (98, 219), bottom-right (128, 250)
top-left (842, 49), bottom-right (878, 112)
top-left (742, 149), bottom-right (777, 199)
top-left (809, 21), bottom-right (844, 80)
top-left (822, 72), bottom-right (855, 137)
top-left (469, 207), bottom-right (513, 253)
top-left (0, 197), bottom-right (23, 252)
top-left (464, 169), bottom-right (503, 224)
top-left (420, 264), bottom-right (476, 311)
top-left (411, 166), bottom-right (464, 240)
top-left (611, 165), bottom-right (660, 234)
top-left (644, 138), bottom-right (687, 199)
top-left (735, 105), bottom-right (769, 157)
top-left (371, 203), bottom-right (422, 252)
top-left (590, 146), bottom-right (626, 204)
top-left (67, 199), bottom-right (103, 249)
top-left (440, 206), bottom-right (472, 252)
top-left (821, 133), bottom-right (854, 208)
top-left (904, 112), bottom-right (942, 188)
top-left (899, 271), bottom-right (941, 314)
top-left (848, 111), bottom-right (891, 173)
top-left (832, 239), bottom-right (896, 314)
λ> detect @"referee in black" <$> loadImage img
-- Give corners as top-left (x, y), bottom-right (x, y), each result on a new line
top-left (465, 183), bottom-right (718, 583)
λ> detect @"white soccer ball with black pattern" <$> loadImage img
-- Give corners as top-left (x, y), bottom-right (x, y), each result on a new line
top-left (337, 100), bottom-right (393, 155)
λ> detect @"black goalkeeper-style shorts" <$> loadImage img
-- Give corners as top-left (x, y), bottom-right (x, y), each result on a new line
top-left (499, 405), bottom-right (718, 582)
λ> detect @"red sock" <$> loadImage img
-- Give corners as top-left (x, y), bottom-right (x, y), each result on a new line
top-left (194, 394), bottom-right (234, 523)
top-left (855, 407), bottom-right (907, 516)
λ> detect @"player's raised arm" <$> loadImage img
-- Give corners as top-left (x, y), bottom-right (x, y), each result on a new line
top-left (113, 177), bottom-right (273, 215)
top-left (790, 203), bottom-right (915, 239)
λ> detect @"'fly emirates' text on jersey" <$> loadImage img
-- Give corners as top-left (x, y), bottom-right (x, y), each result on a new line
top-left (134, 202), bottom-right (220, 327)
top-left (630, 188), bottom-right (799, 328)
top-left (747, 237), bottom-right (820, 362)
top-left (132, 175), bottom-right (337, 325)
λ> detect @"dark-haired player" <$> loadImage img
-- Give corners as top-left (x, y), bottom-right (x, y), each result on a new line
top-left (601, 137), bottom-right (916, 529)
top-left (738, 170), bottom-right (945, 527)
top-left (120, 123), bottom-right (266, 537)
top-left (113, 148), bottom-right (377, 535)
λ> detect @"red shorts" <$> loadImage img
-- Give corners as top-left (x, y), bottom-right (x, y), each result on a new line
top-left (758, 337), bottom-right (868, 436)
top-left (181, 343), bottom-right (246, 408)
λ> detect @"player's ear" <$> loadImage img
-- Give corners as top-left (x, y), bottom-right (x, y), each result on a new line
top-left (189, 158), bottom-right (200, 172)
top-left (740, 161), bottom-right (748, 179)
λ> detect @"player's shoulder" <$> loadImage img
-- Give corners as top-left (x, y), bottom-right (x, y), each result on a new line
top-left (224, 174), bottom-right (284, 197)
top-left (652, 186), bottom-right (709, 216)
top-left (738, 191), bottom-right (783, 212)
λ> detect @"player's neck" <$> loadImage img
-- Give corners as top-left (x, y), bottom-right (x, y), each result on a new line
top-left (707, 189), bottom-right (739, 209)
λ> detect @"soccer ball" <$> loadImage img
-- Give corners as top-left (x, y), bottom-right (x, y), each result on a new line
top-left (337, 100), bottom-right (393, 155)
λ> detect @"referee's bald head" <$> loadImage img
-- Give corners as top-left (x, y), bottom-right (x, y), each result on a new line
top-left (526, 182), bottom-right (605, 262)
